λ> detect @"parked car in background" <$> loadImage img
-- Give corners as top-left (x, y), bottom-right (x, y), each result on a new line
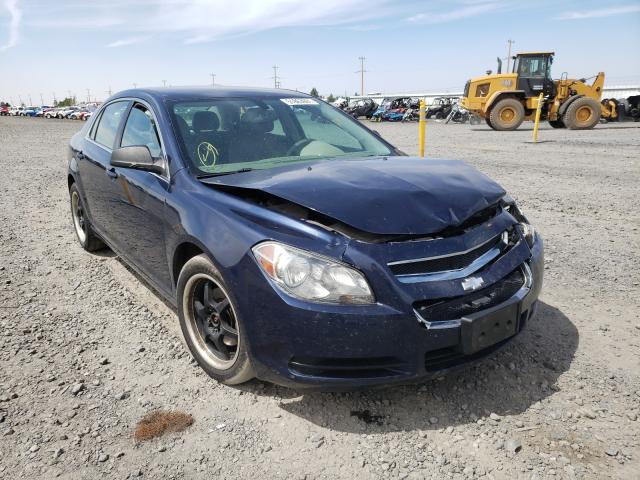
top-left (21, 106), bottom-right (39, 117)
top-left (67, 87), bottom-right (543, 389)
top-left (345, 98), bottom-right (378, 119)
top-left (57, 107), bottom-right (79, 119)
top-left (371, 97), bottom-right (412, 121)
top-left (0, 105), bottom-right (9, 116)
top-left (69, 110), bottom-right (87, 120)
top-left (426, 97), bottom-right (458, 119)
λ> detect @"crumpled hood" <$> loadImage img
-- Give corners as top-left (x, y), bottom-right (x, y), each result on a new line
top-left (202, 157), bottom-right (506, 235)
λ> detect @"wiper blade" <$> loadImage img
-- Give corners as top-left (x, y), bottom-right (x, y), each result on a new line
top-left (197, 168), bottom-right (254, 179)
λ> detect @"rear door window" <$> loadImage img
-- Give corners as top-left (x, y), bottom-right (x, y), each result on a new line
top-left (93, 101), bottom-right (129, 149)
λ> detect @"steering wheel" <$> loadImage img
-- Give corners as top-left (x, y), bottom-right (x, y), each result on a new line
top-left (286, 138), bottom-right (314, 156)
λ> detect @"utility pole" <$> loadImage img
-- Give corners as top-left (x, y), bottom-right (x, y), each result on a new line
top-left (40, 93), bottom-right (44, 106)
top-left (210, 73), bottom-right (216, 87)
top-left (356, 56), bottom-right (367, 96)
top-left (106, 86), bottom-right (112, 97)
top-left (272, 65), bottom-right (281, 88)
top-left (162, 79), bottom-right (167, 87)
top-left (506, 39), bottom-right (515, 72)
top-left (133, 83), bottom-right (138, 88)
top-left (86, 89), bottom-right (91, 103)
top-left (52, 92), bottom-right (57, 104)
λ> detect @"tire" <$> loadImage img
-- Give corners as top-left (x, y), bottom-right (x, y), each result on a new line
top-left (469, 115), bottom-right (481, 125)
top-left (563, 97), bottom-right (601, 130)
top-left (485, 117), bottom-right (494, 129)
top-left (177, 254), bottom-right (254, 385)
top-left (548, 119), bottom-right (565, 128)
top-left (69, 183), bottom-right (104, 252)
top-left (488, 97), bottom-right (525, 131)
top-left (434, 112), bottom-right (444, 119)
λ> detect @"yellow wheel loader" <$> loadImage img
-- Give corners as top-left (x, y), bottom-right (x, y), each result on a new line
top-left (461, 52), bottom-right (617, 130)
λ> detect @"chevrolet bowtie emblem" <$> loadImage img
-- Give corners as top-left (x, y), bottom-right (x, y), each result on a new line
top-left (462, 276), bottom-right (485, 291)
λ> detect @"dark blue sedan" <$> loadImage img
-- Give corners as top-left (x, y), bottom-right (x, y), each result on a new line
top-left (67, 87), bottom-right (543, 389)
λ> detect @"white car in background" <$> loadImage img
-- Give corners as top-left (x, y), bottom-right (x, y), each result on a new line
top-left (57, 107), bottom-right (78, 119)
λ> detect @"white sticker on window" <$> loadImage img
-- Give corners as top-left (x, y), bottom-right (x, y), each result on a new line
top-left (280, 98), bottom-right (319, 106)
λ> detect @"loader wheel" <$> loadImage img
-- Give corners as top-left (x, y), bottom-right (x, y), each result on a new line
top-left (548, 119), bottom-right (565, 128)
top-left (485, 117), bottom-right (494, 129)
top-left (489, 98), bottom-right (525, 131)
top-left (564, 97), bottom-right (601, 130)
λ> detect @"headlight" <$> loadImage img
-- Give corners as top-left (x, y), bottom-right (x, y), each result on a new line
top-left (506, 203), bottom-right (536, 248)
top-left (252, 242), bottom-right (375, 305)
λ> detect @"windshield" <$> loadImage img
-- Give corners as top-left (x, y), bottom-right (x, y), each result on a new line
top-left (170, 96), bottom-right (393, 175)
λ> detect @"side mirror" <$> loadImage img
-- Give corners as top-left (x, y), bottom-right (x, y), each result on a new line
top-left (110, 146), bottom-right (164, 175)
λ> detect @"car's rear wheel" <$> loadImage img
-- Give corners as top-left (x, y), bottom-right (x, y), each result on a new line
top-left (177, 254), bottom-right (254, 385)
top-left (69, 184), bottom-right (104, 251)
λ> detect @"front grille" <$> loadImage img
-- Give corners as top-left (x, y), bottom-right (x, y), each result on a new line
top-left (390, 233), bottom-right (502, 276)
top-left (414, 267), bottom-right (525, 323)
top-left (288, 356), bottom-right (408, 379)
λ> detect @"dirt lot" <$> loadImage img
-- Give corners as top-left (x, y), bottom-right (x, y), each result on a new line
top-left (0, 116), bottom-right (639, 480)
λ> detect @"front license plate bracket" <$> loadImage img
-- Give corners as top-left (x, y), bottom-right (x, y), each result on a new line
top-left (460, 302), bottom-right (519, 355)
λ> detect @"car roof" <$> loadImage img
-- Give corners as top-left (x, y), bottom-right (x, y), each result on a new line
top-left (111, 86), bottom-right (310, 102)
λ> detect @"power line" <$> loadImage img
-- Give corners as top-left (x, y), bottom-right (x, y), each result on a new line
top-left (356, 56), bottom-right (367, 96)
top-left (272, 65), bottom-right (281, 88)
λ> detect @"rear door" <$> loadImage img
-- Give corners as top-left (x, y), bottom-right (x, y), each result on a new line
top-left (78, 100), bottom-right (130, 247)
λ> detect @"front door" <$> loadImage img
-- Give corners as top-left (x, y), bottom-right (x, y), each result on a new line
top-left (107, 103), bottom-right (172, 293)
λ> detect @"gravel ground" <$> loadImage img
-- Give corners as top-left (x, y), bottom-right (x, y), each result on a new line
top-left (0, 116), bottom-right (639, 480)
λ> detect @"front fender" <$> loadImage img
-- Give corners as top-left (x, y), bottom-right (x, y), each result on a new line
top-left (486, 90), bottom-right (526, 112)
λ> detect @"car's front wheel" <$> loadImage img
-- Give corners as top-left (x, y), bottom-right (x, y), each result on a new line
top-left (69, 183), bottom-right (104, 251)
top-left (177, 254), bottom-right (254, 385)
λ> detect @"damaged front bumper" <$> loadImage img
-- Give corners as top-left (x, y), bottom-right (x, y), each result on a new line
top-left (237, 220), bottom-right (544, 390)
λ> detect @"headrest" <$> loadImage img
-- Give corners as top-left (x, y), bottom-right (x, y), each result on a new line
top-left (175, 115), bottom-right (190, 137)
top-left (192, 110), bottom-right (220, 132)
top-left (239, 108), bottom-right (275, 133)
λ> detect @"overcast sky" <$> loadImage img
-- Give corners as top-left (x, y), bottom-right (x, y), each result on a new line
top-left (1, 0), bottom-right (639, 105)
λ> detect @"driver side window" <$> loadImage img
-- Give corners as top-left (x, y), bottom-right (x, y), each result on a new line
top-left (121, 104), bottom-right (162, 159)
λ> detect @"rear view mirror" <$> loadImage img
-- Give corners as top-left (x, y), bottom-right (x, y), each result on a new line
top-left (111, 146), bottom-right (163, 175)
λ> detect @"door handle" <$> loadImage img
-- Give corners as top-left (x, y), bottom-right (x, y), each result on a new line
top-left (106, 168), bottom-right (118, 179)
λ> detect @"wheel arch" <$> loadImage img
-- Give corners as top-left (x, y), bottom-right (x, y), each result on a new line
top-left (486, 90), bottom-right (526, 114)
top-left (172, 240), bottom-right (210, 287)
top-left (558, 94), bottom-right (584, 118)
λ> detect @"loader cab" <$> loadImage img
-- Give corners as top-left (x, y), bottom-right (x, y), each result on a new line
top-left (513, 52), bottom-right (555, 98)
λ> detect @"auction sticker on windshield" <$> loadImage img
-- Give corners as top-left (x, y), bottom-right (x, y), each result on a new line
top-left (280, 98), bottom-right (319, 106)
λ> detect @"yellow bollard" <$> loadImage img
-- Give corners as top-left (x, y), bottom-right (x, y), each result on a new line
top-left (532, 93), bottom-right (544, 143)
top-left (419, 99), bottom-right (426, 157)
